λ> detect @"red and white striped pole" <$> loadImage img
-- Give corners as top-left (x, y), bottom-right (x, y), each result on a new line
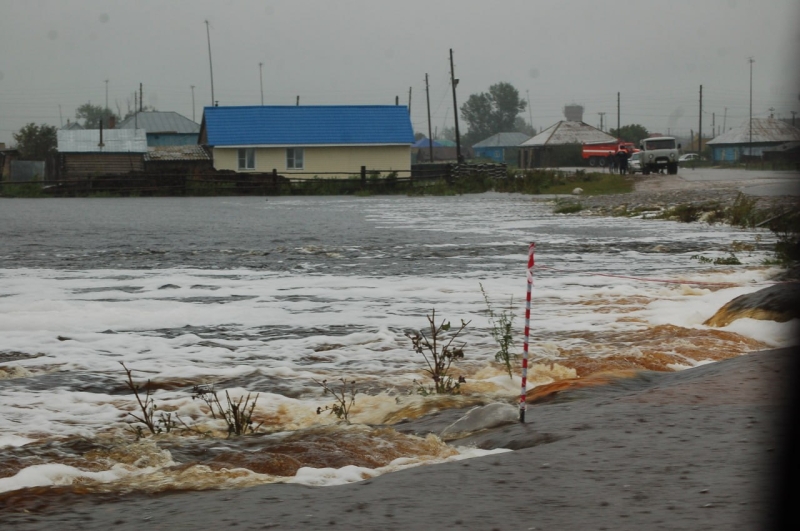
top-left (520, 242), bottom-right (534, 423)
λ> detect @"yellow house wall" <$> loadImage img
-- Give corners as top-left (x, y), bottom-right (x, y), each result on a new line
top-left (212, 145), bottom-right (411, 179)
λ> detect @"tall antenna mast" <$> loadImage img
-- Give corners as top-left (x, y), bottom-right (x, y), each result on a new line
top-left (259, 62), bottom-right (264, 105)
top-left (206, 20), bottom-right (215, 106)
top-left (425, 74), bottom-right (433, 162)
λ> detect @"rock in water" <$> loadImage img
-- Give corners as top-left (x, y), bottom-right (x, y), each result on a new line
top-left (704, 283), bottom-right (800, 327)
top-left (440, 403), bottom-right (519, 440)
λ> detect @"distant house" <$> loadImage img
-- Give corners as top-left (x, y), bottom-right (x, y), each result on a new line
top-left (61, 120), bottom-right (84, 131)
top-left (472, 132), bottom-right (530, 163)
top-left (56, 129), bottom-right (147, 179)
top-left (519, 120), bottom-right (617, 168)
top-left (0, 147), bottom-right (20, 180)
top-left (117, 111), bottom-right (200, 147)
top-left (706, 118), bottom-right (800, 162)
top-left (411, 137), bottom-right (460, 162)
top-left (198, 105), bottom-right (414, 179)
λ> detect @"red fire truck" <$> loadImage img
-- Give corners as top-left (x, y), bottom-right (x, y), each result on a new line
top-left (582, 141), bottom-right (637, 167)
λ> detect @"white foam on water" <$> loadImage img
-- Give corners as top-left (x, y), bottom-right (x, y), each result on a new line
top-left (0, 463), bottom-right (148, 493)
top-left (0, 194), bottom-right (789, 493)
top-left (287, 446), bottom-right (512, 487)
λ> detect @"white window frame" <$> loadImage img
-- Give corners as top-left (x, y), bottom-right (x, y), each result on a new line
top-left (238, 148), bottom-right (255, 170)
top-left (286, 148), bottom-right (304, 170)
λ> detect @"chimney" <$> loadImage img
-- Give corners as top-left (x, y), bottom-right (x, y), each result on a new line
top-left (98, 120), bottom-right (104, 147)
top-left (109, 115), bottom-right (116, 129)
top-left (564, 104), bottom-right (584, 122)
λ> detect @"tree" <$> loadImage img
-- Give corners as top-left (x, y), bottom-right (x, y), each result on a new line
top-left (414, 132), bottom-right (427, 141)
top-left (75, 103), bottom-right (119, 129)
top-left (609, 124), bottom-right (650, 145)
top-left (12, 123), bottom-right (57, 160)
top-left (514, 116), bottom-right (535, 137)
top-left (460, 82), bottom-right (527, 146)
top-left (121, 105), bottom-right (157, 121)
top-left (439, 126), bottom-right (456, 142)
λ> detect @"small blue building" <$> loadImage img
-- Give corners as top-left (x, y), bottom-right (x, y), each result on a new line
top-left (706, 117), bottom-right (800, 162)
top-left (117, 111), bottom-right (200, 147)
top-left (472, 132), bottom-right (531, 163)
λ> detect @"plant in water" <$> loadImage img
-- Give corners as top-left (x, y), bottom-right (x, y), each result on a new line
top-left (406, 309), bottom-right (470, 394)
top-left (480, 283), bottom-right (517, 378)
top-left (691, 252), bottom-right (741, 265)
top-left (314, 377), bottom-right (358, 424)
top-left (120, 362), bottom-right (177, 438)
top-left (554, 201), bottom-right (583, 214)
top-left (191, 384), bottom-right (263, 437)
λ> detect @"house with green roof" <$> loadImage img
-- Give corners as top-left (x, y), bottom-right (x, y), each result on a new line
top-left (198, 105), bottom-right (414, 179)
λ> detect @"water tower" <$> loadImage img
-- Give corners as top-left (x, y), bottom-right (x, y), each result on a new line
top-left (563, 104), bottom-right (584, 122)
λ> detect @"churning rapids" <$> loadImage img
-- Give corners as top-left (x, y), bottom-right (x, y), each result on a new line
top-left (0, 194), bottom-right (793, 501)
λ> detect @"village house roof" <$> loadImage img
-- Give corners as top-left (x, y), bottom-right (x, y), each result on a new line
top-left (200, 105), bottom-right (415, 147)
top-left (707, 117), bottom-right (800, 145)
top-left (144, 145), bottom-right (210, 162)
top-left (520, 121), bottom-right (616, 147)
top-left (57, 129), bottom-right (148, 153)
top-left (472, 132), bottom-right (531, 149)
top-left (117, 111), bottom-right (200, 134)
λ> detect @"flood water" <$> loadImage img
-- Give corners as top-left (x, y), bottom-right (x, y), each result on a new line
top-left (0, 193), bottom-right (792, 501)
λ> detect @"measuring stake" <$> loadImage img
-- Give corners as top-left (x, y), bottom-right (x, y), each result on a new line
top-left (520, 242), bottom-right (534, 423)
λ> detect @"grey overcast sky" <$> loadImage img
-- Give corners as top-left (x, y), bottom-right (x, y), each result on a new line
top-left (1, 0), bottom-right (798, 145)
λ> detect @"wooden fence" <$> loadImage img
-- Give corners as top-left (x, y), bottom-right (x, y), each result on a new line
top-left (0, 162), bottom-right (509, 196)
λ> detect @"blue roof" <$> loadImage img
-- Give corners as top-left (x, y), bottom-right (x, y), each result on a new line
top-left (202, 105), bottom-right (414, 146)
top-left (412, 138), bottom-right (445, 148)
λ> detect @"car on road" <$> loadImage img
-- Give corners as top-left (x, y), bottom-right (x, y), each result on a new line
top-left (628, 152), bottom-right (642, 173)
top-left (679, 153), bottom-right (702, 163)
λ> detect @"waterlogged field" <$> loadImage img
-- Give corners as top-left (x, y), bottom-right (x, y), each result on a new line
top-left (0, 194), bottom-right (794, 502)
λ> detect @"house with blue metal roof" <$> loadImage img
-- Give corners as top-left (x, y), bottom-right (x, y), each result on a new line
top-left (198, 105), bottom-right (414, 178)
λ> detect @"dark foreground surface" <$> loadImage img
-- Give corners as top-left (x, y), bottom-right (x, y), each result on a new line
top-left (2, 348), bottom-right (796, 531)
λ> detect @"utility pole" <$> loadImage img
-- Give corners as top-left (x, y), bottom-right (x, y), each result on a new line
top-left (408, 86), bottom-right (412, 115)
top-left (206, 20), bottom-right (215, 106)
top-left (140, 83), bottom-right (143, 113)
top-left (748, 57), bottom-right (754, 159)
top-left (598, 112), bottom-right (606, 132)
top-left (698, 85), bottom-right (703, 154)
top-left (425, 73), bottom-right (434, 163)
top-left (616, 92), bottom-right (620, 135)
top-left (712, 112), bottom-right (715, 138)
top-left (190, 85), bottom-right (195, 122)
top-left (723, 106), bottom-right (727, 131)
top-left (450, 48), bottom-right (463, 163)
top-left (259, 63), bottom-right (264, 105)
top-left (527, 89), bottom-right (534, 132)
top-left (134, 91), bottom-right (138, 129)
top-left (296, 95), bottom-right (300, 106)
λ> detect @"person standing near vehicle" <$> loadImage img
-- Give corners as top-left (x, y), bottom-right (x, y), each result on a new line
top-left (616, 149), bottom-right (629, 174)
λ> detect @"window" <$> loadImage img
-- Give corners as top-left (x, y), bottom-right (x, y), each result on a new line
top-left (238, 148), bottom-right (255, 170)
top-left (287, 148), bottom-right (304, 170)
top-left (644, 139), bottom-right (676, 150)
